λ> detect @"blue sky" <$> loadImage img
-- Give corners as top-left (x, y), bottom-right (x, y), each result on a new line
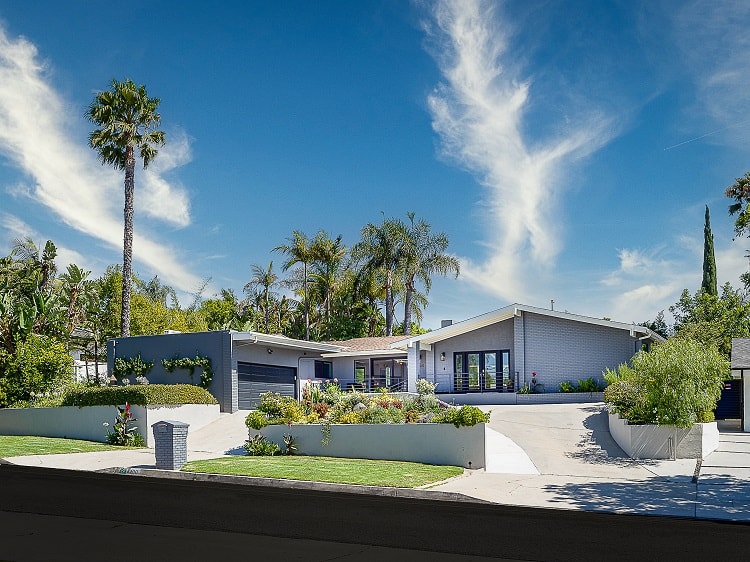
top-left (1, 0), bottom-right (750, 330)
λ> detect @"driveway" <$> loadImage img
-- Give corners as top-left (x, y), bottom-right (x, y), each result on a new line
top-left (431, 403), bottom-right (750, 521)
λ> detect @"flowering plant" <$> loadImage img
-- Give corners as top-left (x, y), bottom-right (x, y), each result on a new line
top-left (105, 402), bottom-right (145, 446)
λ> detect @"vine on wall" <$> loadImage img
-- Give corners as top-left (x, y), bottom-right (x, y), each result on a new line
top-left (113, 353), bottom-right (154, 380)
top-left (161, 353), bottom-right (214, 389)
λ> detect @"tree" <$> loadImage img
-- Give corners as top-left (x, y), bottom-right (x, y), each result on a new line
top-left (702, 205), bottom-right (718, 296)
top-left (309, 231), bottom-right (347, 336)
top-left (86, 78), bottom-right (165, 338)
top-left (352, 217), bottom-right (407, 336)
top-left (726, 171), bottom-right (750, 238)
top-left (274, 231), bottom-right (315, 340)
top-left (244, 262), bottom-right (279, 333)
top-left (399, 213), bottom-right (459, 335)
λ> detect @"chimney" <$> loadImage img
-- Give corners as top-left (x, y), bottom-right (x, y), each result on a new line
top-left (440, 320), bottom-right (453, 328)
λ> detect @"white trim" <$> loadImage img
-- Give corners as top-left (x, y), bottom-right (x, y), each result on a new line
top-left (231, 331), bottom-right (344, 353)
top-left (390, 303), bottom-right (661, 349)
top-left (320, 349), bottom-right (408, 358)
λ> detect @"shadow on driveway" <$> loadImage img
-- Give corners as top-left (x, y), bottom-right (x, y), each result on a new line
top-left (564, 406), bottom-right (659, 468)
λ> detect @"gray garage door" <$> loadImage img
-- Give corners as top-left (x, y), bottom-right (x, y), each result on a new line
top-left (238, 362), bottom-right (297, 409)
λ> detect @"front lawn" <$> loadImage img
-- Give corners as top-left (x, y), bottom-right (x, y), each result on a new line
top-left (182, 456), bottom-right (463, 488)
top-left (0, 435), bottom-right (122, 457)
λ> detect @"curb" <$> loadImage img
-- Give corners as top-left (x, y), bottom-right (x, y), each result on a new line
top-left (96, 466), bottom-right (491, 504)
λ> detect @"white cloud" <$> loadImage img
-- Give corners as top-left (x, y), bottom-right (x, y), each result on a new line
top-left (0, 26), bottom-right (204, 296)
top-left (424, 0), bottom-right (615, 302)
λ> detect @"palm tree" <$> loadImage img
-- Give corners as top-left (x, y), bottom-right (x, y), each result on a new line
top-left (352, 217), bottom-right (407, 336)
top-left (86, 78), bottom-right (165, 338)
top-left (400, 213), bottom-right (460, 335)
top-left (244, 261), bottom-right (279, 333)
top-left (310, 231), bottom-right (347, 330)
top-left (274, 231), bottom-right (315, 340)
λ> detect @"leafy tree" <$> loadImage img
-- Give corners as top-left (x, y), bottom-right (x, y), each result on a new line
top-left (87, 78), bottom-right (165, 338)
top-left (603, 338), bottom-right (729, 428)
top-left (701, 205), bottom-right (717, 296)
top-left (199, 289), bottom-right (241, 330)
top-left (670, 283), bottom-right (750, 358)
top-left (639, 310), bottom-right (670, 339)
top-left (0, 334), bottom-right (73, 407)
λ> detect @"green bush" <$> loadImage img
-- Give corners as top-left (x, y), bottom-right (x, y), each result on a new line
top-left (0, 334), bottom-right (74, 408)
top-left (576, 377), bottom-right (603, 392)
top-left (245, 410), bottom-right (269, 430)
top-left (559, 380), bottom-right (576, 393)
top-left (257, 392), bottom-right (304, 423)
top-left (61, 384), bottom-right (218, 407)
top-left (604, 338), bottom-right (729, 428)
top-left (416, 378), bottom-right (437, 395)
top-left (434, 405), bottom-right (490, 427)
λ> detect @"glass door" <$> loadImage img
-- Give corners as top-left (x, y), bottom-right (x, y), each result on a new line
top-left (453, 350), bottom-right (511, 392)
top-left (484, 352), bottom-right (497, 390)
top-left (467, 353), bottom-right (480, 390)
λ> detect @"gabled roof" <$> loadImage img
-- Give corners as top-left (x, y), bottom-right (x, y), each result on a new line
top-left (390, 303), bottom-right (663, 350)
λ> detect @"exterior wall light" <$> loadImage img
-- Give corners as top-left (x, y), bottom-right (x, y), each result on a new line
top-left (440, 352), bottom-right (446, 361)
top-left (267, 348), bottom-right (273, 354)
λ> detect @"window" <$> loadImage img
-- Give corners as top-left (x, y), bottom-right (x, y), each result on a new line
top-left (314, 360), bottom-right (333, 379)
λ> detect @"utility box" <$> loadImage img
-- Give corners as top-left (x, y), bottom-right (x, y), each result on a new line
top-left (152, 420), bottom-right (189, 470)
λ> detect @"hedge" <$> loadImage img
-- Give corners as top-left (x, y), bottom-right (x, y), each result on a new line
top-left (61, 384), bottom-right (218, 407)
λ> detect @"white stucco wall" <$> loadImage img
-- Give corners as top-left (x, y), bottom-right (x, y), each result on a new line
top-left (608, 413), bottom-right (719, 459)
top-left (256, 422), bottom-right (486, 468)
top-left (0, 404), bottom-right (220, 447)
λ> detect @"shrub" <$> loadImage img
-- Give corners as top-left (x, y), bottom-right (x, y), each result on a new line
top-left (244, 434), bottom-right (281, 456)
top-left (0, 334), bottom-right (74, 407)
top-left (257, 392), bottom-right (303, 423)
top-left (434, 405), bottom-right (490, 427)
top-left (576, 377), bottom-right (603, 392)
top-left (559, 380), bottom-right (576, 393)
top-left (337, 411), bottom-right (363, 424)
top-left (103, 402), bottom-right (145, 447)
top-left (604, 338), bottom-right (729, 428)
top-left (245, 410), bottom-right (269, 430)
top-left (416, 378), bottom-right (437, 395)
top-left (61, 384), bottom-right (217, 407)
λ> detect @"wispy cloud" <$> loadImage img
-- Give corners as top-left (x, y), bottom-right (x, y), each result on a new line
top-left (0, 213), bottom-right (87, 272)
top-left (669, 1), bottom-right (750, 144)
top-left (424, 0), bottom-right (615, 301)
top-left (0, 26), bottom-right (204, 296)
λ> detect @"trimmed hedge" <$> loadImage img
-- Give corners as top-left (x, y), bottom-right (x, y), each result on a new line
top-left (61, 384), bottom-right (218, 407)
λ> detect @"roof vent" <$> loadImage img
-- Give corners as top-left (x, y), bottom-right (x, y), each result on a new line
top-left (164, 330), bottom-right (182, 334)
top-left (440, 320), bottom-right (453, 328)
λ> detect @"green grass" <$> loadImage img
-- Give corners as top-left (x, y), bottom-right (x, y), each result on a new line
top-left (0, 435), bottom-right (124, 457)
top-left (182, 456), bottom-right (463, 488)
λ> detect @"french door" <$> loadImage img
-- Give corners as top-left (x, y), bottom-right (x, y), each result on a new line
top-left (453, 350), bottom-right (511, 392)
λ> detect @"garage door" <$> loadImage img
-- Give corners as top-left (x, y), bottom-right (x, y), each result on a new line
top-left (238, 362), bottom-right (296, 409)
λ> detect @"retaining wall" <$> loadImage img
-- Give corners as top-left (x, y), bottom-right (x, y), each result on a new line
top-left (0, 404), bottom-right (220, 447)
top-left (256, 422), bottom-right (486, 468)
top-left (608, 413), bottom-right (719, 459)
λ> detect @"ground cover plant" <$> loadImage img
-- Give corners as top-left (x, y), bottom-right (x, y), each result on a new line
top-left (0, 435), bottom-right (121, 457)
top-left (181, 456), bottom-right (462, 487)
top-left (603, 337), bottom-right (729, 428)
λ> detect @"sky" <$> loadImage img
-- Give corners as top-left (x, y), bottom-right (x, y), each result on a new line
top-left (1, 0), bottom-right (750, 331)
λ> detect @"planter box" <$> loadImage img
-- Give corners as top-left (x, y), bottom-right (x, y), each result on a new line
top-left (0, 404), bottom-right (220, 447)
top-left (255, 423), bottom-right (486, 468)
top-left (608, 413), bottom-right (719, 459)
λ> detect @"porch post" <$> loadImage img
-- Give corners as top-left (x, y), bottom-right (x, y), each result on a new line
top-left (513, 313), bottom-right (526, 387)
top-left (407, 341), bottom-right (419, 393)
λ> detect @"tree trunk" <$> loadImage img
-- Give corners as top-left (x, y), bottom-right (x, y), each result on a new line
top-left (403, 281), bottom-right (413, 336)
top-left (121, 146), bottom-right (135, 338)
top-left (385, 269), bottom-right (393, 336)
top-left (303, 262), bottom-right (310, 340)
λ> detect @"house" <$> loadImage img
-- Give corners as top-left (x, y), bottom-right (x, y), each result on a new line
top-left (108, 303), bottom-right (660, 412)
top-left (392, 303), bottom-right (662, 403)
top-left (108, 331), bottom-right (409, 412)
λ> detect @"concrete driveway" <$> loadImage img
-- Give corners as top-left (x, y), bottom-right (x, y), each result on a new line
top-left (431, 403), bottom-right (750, 521)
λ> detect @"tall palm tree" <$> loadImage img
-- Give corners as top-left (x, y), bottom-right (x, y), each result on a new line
top-left (310, 231), bottom-right (347, 329)
top-left (274, 231), bottom-right (314, 340)
top-left (244, 261), bottom-right (279, 333)
top-left (400, 213), bottom-right (460, 335)
top-left (86, 78), bottom-right (165, 338)
top-left (352, 217), bottom-right (407, 336)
